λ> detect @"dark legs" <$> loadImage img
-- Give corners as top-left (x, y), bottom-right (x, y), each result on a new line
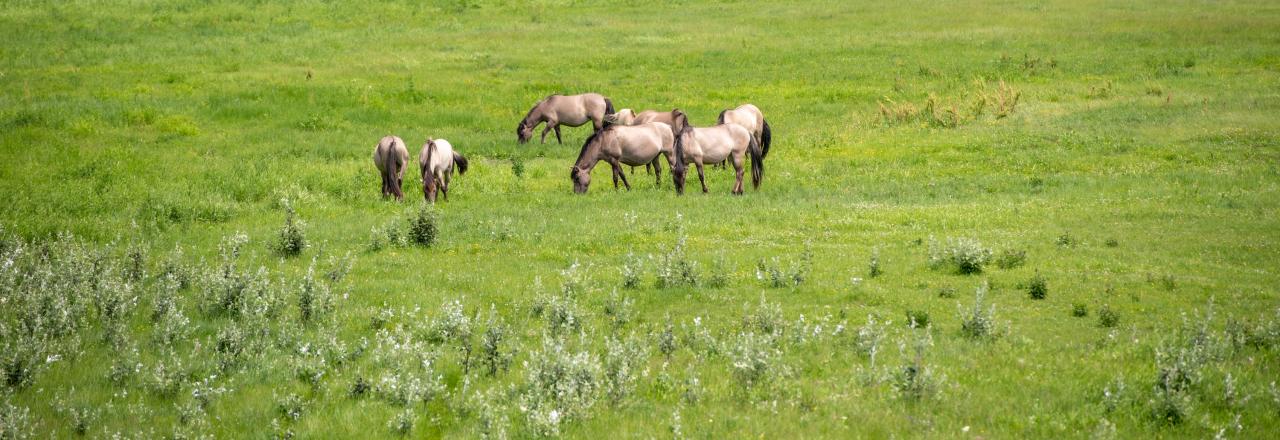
top-left (554, 125), bottom-right (562, 144)
top-left (695, 160), bottom-right (708, 193)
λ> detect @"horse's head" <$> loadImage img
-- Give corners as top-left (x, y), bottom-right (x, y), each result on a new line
top-left (608, 109), bottom-right (636, 125)
top-left (516, 122), bottom-right (532, 144)
top-left (570, 165), bottom-right (591, 194)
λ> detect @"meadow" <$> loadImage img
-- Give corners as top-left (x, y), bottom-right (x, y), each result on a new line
top-left (2, 0), bottom-right (1280, 438)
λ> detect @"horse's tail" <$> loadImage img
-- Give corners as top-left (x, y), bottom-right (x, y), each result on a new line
top-left (383, 138), bottom-right (403, 199)
top-left (716, 109), bottom-right (729, 125)
top-left (749, 135), bottom-right (763, 189)
top-left (760, 118), bottom-right (772, 159)
top-left (453, 152), bottom-right (468, 176)
top-left (602, 97), bottom-right (616, 128)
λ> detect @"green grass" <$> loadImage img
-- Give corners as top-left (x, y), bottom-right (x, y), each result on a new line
top-left (2, 0), bottom-right (1280, 437)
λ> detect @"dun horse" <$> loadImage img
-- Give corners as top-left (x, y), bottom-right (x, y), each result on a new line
top-left (516, 93), bottom-right (615, 144)
top-left (419, 139), bottom-right (469, 203)
top-left (671, 110), bottom-right (763, 195)
top-left (373, 135), bottom-right (409, 200)
top-left (570, 122), bottom-right (686, 194)
top-left (608, 108), bottom-right (683, 173)
top-left (717, 104), bottom-right (772, 159)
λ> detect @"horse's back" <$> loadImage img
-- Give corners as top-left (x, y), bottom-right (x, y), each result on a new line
top-left (374, 136), bottom-right (406, 171)
top-left (419, 139), bottom-right (456, 173)
top-left (722, 105), bottom-right (763, 133)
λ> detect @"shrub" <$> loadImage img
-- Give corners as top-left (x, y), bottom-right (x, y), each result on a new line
top-left (603, 290), bottom-right (634, 330)
top-left (905, 310), bottom-right (930, 328)
top-left (432, 299), bottom-right (475, 374)
top-left (656, 234), bottom-right (698, 288)
top-left (868, 248), bottom-right (883, 278)
top-left (603, 334), bottom-right (649, 405)
top-left (389, 408), bottom-right (414, 435)
top-left (658, 316), bottom-right (677, 358)
top-left (519, 337), bottom-right (603, 437)
top-left (995, 248), bottom-right (1026, 269)
top-left (1056, 232), bottom-right (1077, 247)
top-left (756, 246), bottom-right (813, 288)
top-left (620, 253), bottom-right (643, 289)
top-left (407, 204), bottom-right (438, 247)
top-left (937, 286), bottom-right (957, 298)
top-left (510, 156), bottom-right (525, 178)
top-left (271, 200), bottom-right (307, 257)
top-left (1098, 305), bottom-right (1120, 328)
top-left (854, 315), bottom-right (888, 369)
top-left (1026, 273), bottom-right (1047, 300)
top-left (892, 330), bottom-right (943, 400)
top-left (1072, 303), bottom-right (1089, 317)
top-left (480, 307), bottom-right (511, 377)
top-left (729, 331), bottom-right (781, 390)
top-left (297, 260), bottom-right (335, 325)
top-left (928, 237), bottom-right (992, 274)
top-left (704, 253), bottom-right (730, 288)
top-left (959, 282), bottom-right (997, 339)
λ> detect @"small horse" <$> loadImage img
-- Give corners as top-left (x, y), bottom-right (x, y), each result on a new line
top-left (717, 104), bottom-right (772, 159)
top-left (419, 139), bottom-right (469, 203)
top-left (516, 93), bottom-right (615, 144)
top-left (570, 122), bottom-right (686, 194)
top-left (373, 135), bottom-right (410, 200)
top-left (671, 110), bottom-right (763, 195)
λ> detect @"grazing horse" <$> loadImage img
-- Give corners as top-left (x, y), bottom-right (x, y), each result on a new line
top-left (671, 110), bottom-right (763, 195)
top-left (516, 93), bottom-right (615, 144)
top-left (717, 104), bottom-right (772, 159)
top-left (419, 139), bottom-right (469, 203)
top-left (608, 108), bottom-right (683, 173)
top-left (570, 122), bottom-right (686, 194)
top-left (373, 135), bottom-right (410, 200)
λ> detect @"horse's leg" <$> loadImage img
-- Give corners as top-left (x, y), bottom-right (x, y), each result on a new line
top-left (732, 154), bottom-right (746, 195)
top-left (444, 171), bottom-right (452, 201)
top-left (651, 157), bottom-right (662, 187)
top-left (695, 160), bottom-right (708, 193)
top-left (540, 125), bottom-right (551, 144)
top-left (611, 159), bottom-right (632, 191)
top-left (554, 125), bottom-right (563, 144)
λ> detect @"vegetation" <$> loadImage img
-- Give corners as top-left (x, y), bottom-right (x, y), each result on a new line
top-left (1, 0), bottom-right (1279, 438)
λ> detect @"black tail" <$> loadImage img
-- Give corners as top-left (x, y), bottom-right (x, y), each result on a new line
top-left (602, 98), bottom-right (616, 128)
top-left (384, 138), bottom-right (403, 199)
top-left (453, 152), bottom-right (468, 176)
top-left (748, 135), bottom-right (763, 189)
top-left (760, 119), bottom-right (772, 159)
top-left (716, 109), bottom-right (729, 125)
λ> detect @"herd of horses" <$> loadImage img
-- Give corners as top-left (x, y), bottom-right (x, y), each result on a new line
top-left (373, 92), bottom-right (772, 202)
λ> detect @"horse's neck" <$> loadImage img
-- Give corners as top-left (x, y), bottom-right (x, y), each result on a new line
top-left (575, 138), bottom-right (604, 170)
top-left (528, 102), bottom-right (549, 124)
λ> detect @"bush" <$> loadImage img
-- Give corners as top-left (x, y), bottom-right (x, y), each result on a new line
top-left (1098, 305), bottom-right (1120, 328)
top-left (407, 205), bottom-right (438, 247)
top-left (271, 200), bottom-right (307, 257)
top-left (756, 245), bottom-right (813, 288)
top-left (995, 248), bottom-right (1026, 269)
top-left (905, 310), bottom-right (930, 328)
top-left (960, 282), bottom-right (997, 339)
top-left (656, 234), bottom-right (698, 288)
top-left (868, 248), bottom-right (883, 278)
top-left (620, 253), bottom-right (643, 289)
top-left (1026, 273), bottom-right (1047, 300)
top-left (928, 237), bottom-right (992, 274)
top-left (1072, 303), bottom-right (1089, 317)
top-left (893, 330), bottom-right (943, 400)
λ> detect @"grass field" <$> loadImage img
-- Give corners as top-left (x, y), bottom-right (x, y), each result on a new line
top-left (2, 0), bottom-right (1280, 437)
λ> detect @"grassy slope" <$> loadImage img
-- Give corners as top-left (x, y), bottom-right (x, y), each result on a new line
top-left (2, 0), bottom-right (1279, 437)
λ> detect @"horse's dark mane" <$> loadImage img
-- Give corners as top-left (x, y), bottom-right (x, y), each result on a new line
top-left (521, 95), bottom-right (553, 125)
top-left (575, 129), bottom-right (604, 165)
top-left (716, 109), bottom-right (729, 125)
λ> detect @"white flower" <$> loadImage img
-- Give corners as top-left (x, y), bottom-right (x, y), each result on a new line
top-left (962, 426), bottom-right (970, 433)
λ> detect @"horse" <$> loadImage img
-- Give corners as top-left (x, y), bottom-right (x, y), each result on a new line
top-left (671, 110), bottom-right (763, 195)
top-left (607, 108), bottom-right (682, 174)
top-left (516, 93), bottom-right (615, 144)
top-left (570, 122), bottom-right (686, 194)
top-left (373, 135), bottom-right (410, 200)
top-left (419, 138), bottom-right (469, 203)
top-left (716, 104), bottom-right (772, 159)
